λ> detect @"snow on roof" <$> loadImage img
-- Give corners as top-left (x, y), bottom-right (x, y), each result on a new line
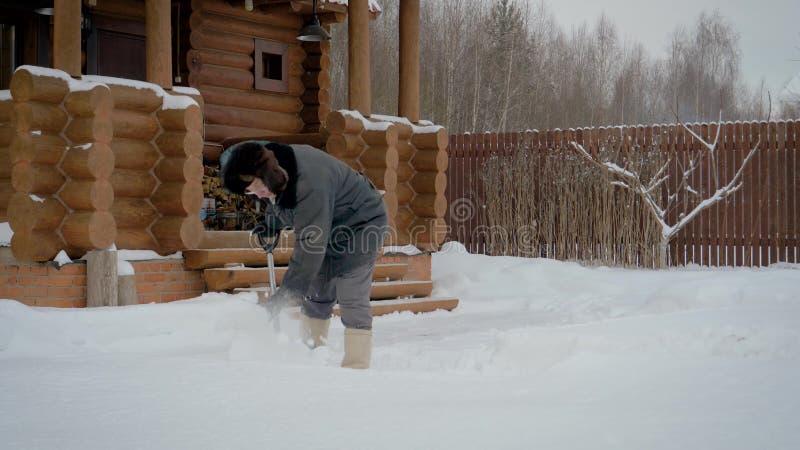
top-left (369, 113), bottom-right (445, 134)
top-left (325, 0), bottom-right (382, 14)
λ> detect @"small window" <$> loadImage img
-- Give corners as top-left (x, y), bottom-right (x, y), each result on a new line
top-left (254, 39), bottom-right (288, 93)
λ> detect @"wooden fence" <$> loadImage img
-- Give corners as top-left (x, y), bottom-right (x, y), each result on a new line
top-left (445, 121), bottom-right (800, 267)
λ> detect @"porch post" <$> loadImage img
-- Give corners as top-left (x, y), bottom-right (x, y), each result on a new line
top-left (146, 0), bottom-right (173, 89)
top-left (398, 0), bottom-right (420, 122)
top-left (348, 0), bottom-right (371, 115)
top-left (53, 0), bottom-right (82, 77)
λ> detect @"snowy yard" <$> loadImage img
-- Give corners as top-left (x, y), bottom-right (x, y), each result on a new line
top-left (1, 242), bottom-right (799, 450)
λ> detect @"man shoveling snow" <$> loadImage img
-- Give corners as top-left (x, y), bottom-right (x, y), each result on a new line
top-left (219, 140), bottom-right (388, 369)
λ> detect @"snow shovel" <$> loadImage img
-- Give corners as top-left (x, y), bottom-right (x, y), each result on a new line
top-left (251, 225), bottom-right (282, 332)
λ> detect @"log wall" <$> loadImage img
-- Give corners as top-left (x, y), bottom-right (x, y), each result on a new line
top-left (188, 0), bottom-right (316, 154)
top-left (324, 110), bottom-right (448, 249)
top-left (4, 66), bottom-right (204, 262)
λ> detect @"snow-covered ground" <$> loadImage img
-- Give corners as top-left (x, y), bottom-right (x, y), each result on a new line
top-left (1, 242), bottom-right (799, 450)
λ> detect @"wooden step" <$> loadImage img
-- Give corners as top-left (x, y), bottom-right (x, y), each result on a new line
top-left (335, 297), bottom-right (459, 317)
top-left (197, 230), bottom-right (296, 249)
top-left (205, 263), bottom-right (410, 291)
top-left (184, 248), bottom-right (293, 269)
top-left (234, 280), bottom-right (433, 300)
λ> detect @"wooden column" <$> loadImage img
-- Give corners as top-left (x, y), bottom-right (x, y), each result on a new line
top-left (146, 0), bottom-right (173, 89)
top-left (87, 249), bottom-right (118, 307)
top-left (348, 0), bottom-right (371, 115)
top-left (53, 0), bottom-right (82, 77)
top-left (398, 0), bottom-right (420, 122)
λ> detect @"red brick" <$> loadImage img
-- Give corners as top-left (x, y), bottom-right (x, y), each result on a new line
top-left (45, 276), bottom-right (77, 287)
top-left (24, 286), bottom-right (48, 297)
top-left (139, 272), bottom-right (166, 283)
top-left (59, 286), bottom-right (86, 298)
top-left (0, 265), bottom-right (19, 275)
top-left (0, 286), bottom-right (25, 299)
top-left (73, 299), bottom-right (87, 307)
top-left (139, 293), bottom-right (161, 304)
top-left (72, 276), bottom-right (87, 286)
top-left (57, 264), bottom-right (87, 275)
top-left (136, 282), bottom-right (160, 294)
top-left (18, 265), bottom-right (48, 276)
top-left (15, 298), bottom-right (36, 307)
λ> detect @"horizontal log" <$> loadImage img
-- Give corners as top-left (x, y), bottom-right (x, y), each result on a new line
top-left (288, 62), bottom-right (305, 78)
top-left (203, 143), bottom-right (223, 162)
top-left (360, 146), bottom-right (399, 170)
top-left (183, 247), bottom-right (293, 269)
top-left (151, 182), bottom-right (204, 215)
top-left (326, 111), bottom-right (365, 134)
top-left (327, 133), bottom-right (365, 158)
top-left (411, 127), bottom-right (448, 150)
top-left (410, 171), bottom-right (447, 194)
top-left (301, 88), bottom-right (330, 106)
top-left (155, 156), bottom-right (204, 183)
top-left (0, 125), bottom-right (15, 146)
top-left (0, 183), bottom-right (13, 210)
top-left (112, 138), bottom-right (160, 170)
top-left (152, 215), bottom-right (205, 253)
top-left (396, 183), bottom-right (414, 205)
top-left (362, 127), bottom-right (398, 146)
top-left (61, 211), bottom-right (117, 250)
top-left (158, 104), bottom-right (203, 131)
top-left (304, 54), bottom-right (331, 72)
top-left (92, 0), bottom-right (145, 20)
top-left (59, 179), bottom-right (114, 211)
top-left (64, 85), bottom-right (113, 117)
top-left (363, 167), bottom-right (397, 191)
top-left (411, 149), bottom-right (448, 172)
top-left (112, 110), bottom-right (160, 140)
top-left (199, 85), bottom-right (303, 114)
top-left (288, 76), bottom-right (305, 97)
top-left (197, 229), bottom-right (296, 249)
top-left (189, 64), bottom-right (254, 90)
top-left (110, 169), bottom-right (157, 197)
top-left (301, 70), bottom-right (330, 90)
top-left (0, 99), bottom-right (15, 122)
top-left (192, 0), bottom-right (304, 29)
top-left (410, 193), bottom-right (447, 218)
top-left (370, 280), bottom-right (433, 300)
top-left (0, 148), bottom-right (9, 178)
top-left (10, 133), bottom-right (67, 165)
top-left (205, 263), bottom-right (408, 291)
top-left (301, 41), bottom-right (331, 55)
top-left (12, 161), bottom-right (64, 194)
top-left (103, 83), bottom-right (163, 113)
top-left (395, 206), bottom-right (415, 229)
top-left (65, 116), bottom-right (114, 144)
top-left (8, 192), bottom-right (66, 232)
top-left (14, 102), bottom-right (68, 132)
top-left (189, 29), bottom-right (255, 55)
top-left (410, 217), bottom-right (448, 250)
top-left (396, 162), bottom-right (415, 183)
top-left (111, 197), bottom-right (159, 229)
top-left (190, 11), bottom-right (299, 44)
top-left (10, 68), bottom-right (69, 103)
top-left (156, 131), bottom-right (204, 158)
top-left (204, 123), bottom-right (284, 144)
top-left (335, 298), bottom-right (459, 317)
top-left (10, 230), bottom-right (65, 262)
top-left (396, 140), bottom-right (414, 161)
top-left (300, 104), bottom-right (330, 125)
top-left (205, 104), bottom-right (303, 133)
top-left (61, 143), bottom-right (115, 179)
top-left (115, 228), bottom-right (159, 251)
top-left (187, 48), bottom-right (253, 71)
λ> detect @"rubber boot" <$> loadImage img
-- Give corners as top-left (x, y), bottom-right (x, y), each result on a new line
top-left (300, 315), bottom-right (330, 349)
top-left (341, 328), bottom-right (372, 369)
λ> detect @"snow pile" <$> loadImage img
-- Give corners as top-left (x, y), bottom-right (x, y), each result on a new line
top-left (0, 222), bottom-right (10, 246)
top-left (1, 243), bottom-right (799, 449)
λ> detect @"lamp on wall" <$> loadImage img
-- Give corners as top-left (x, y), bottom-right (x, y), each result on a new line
top-left (296, 0), bottom-right (330, 42)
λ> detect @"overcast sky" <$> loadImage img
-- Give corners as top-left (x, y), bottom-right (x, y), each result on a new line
top-left (541, 0), bottom-right (800, 97)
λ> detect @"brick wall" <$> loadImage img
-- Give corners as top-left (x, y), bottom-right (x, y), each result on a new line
top-left (0, 258), bottom-right (206, 308)
top-left (378, 252), bottom-right (431, 282)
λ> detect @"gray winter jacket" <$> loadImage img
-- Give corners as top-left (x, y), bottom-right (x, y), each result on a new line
top-left (241, 142), bottom-right (387, 298)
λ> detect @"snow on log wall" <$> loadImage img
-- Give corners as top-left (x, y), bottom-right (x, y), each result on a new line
top-left (2, 66), bottom-right (204, 262)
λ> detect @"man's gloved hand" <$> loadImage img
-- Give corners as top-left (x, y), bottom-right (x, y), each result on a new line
top-left (265, 287), bottom-right (301, 318)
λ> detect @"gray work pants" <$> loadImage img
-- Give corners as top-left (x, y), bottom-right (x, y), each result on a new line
top-left (301, 255), bottom-right (376, 330)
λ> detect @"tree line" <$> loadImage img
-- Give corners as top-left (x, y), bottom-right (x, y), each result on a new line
top-left (329, 0), bottom-right (777, 133)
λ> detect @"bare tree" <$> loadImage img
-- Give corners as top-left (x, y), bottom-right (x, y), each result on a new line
top-left (570, 112), bottom-right (761, 268)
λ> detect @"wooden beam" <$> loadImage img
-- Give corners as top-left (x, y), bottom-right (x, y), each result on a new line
top-left (205, 263), bottom-right (409, 290)
top-left (398, 0), bottom-right (420, 122)
top-left (87, 249), bottom-right (118, 307)
top-left (183, 248), bottom-right (294, 269)
top-left (146, 0), bottom-right (173, 88)
top-left (54, 0), bottom-right (82, 77)
top-left (334, 297), bottom-right (459, 317)
top-left (348, 0), bottom-right (371, 115)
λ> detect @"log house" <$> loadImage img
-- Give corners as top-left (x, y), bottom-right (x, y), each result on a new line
top-left (0, 0), bottom-right (447, 262)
